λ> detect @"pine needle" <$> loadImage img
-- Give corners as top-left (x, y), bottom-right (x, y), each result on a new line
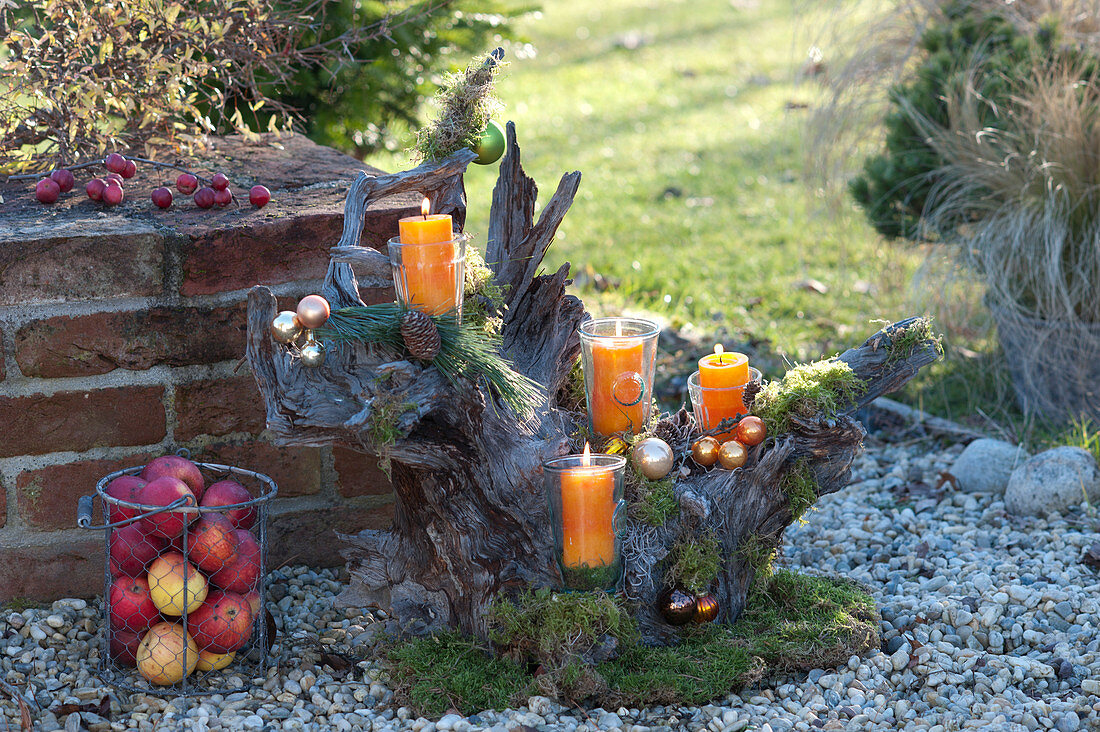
top-left (315, 304), bottom-right (544, 415)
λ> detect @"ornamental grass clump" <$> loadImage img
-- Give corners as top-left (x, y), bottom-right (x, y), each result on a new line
top-left (911, 61), bottom-right (1100, 415)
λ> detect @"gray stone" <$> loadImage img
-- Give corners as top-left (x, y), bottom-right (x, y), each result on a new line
top-left (437, 714), bottom-right (464, 730)
top-left (949, 439), bottom-right (1028, 494)
top-left (1005, 447), bottom-right (1100, 516)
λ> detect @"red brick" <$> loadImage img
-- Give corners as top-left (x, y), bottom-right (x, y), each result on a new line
top-left (332, 447), bottom-right (392, 498)
top-left (15, 451), bottom-right (157, 530)
top-left (15, 304), bottom-right (247, 378)
top-left (0, 539), bottom-right (103, 602)
top-left (268, 504), bottom-right (393, 568)
top-left (191, 439), bottom-right (320, 498)
top-left (0, 387), bottom-right (166, 458)
top-left (175, 375), bottom-right (266, 442)
top-left (0, 220), bottom-right (164, 305)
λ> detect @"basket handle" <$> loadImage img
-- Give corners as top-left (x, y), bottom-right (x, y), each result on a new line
top-left (76, 495), bottom-right (95, 528)
top-left (76, 495), bottom-right (191, 530)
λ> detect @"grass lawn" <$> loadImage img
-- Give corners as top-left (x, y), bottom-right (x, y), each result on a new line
top-left (367, 0), bottom-right (1095, 446)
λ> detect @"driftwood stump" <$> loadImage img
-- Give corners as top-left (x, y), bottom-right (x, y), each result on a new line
top-left (246, 124), bottom-right (939, 643)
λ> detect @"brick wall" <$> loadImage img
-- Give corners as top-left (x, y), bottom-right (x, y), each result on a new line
top-left (0, 134), bottom-right (415, 601)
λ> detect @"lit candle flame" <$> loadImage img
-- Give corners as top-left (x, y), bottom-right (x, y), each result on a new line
top-left (714, 343), bottom-right (725, 364)
top-left (582, 442), bottom-right (591, 466)
top-left (421, 197), bottom-right (431, 219)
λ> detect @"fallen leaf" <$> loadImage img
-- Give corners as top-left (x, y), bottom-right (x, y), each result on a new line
top-left (794, 277), bottom-right (828, 294)
top-left (1083, 542), bottom-right (1100, 571)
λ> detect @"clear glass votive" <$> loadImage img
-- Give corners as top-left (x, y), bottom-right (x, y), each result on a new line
top-left (687, 367), bottom-right (762, 439)
top-left (543, 452), bottom-right (627, 592)
top-left (578, 317), bottom-right (660, 436)
top-left (388, 233), bottom-right (469, 319)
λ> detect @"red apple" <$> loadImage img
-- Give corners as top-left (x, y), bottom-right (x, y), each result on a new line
top-left (109, 524), bottom-right (166, 577)
top-left (135, 476), bottom-right (195, 539)
top-left (243, 589), bottom-right (262, 618)
top-left (209, 530), bottom-right (260, 593)
top-left (104, 475), bottom-right (146, 525)
top-left (186, 513), bottom-right (240, 574)
top-left (200, 480), bottom-right (255, 530)
top-left (109, 576), bottom-right (160, 633)
top-left (109, 628), bottom-right (143, 666)
top-left (141, 456), bottom-right (205, 502)
top-left (188, 590), bottom-right (254, 653)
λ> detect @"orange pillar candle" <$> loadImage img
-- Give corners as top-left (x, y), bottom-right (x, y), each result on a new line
top-left (397, 198), bottom-right (458, 315)
top-left (589, 322), bottom-right (646, 436)
top-left (559, 445), bottom-right (616, 569)
top-left (698, 345), bottom-right (750, 434)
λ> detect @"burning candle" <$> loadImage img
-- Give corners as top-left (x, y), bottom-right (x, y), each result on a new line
top-left (559, 444), bottom-right (616, 569)
top-left (697, 345), bottom-right (750, 436)
top-left (395, 198), bottom-right (460, 315)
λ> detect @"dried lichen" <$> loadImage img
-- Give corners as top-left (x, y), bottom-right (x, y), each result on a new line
top-left (665, 532), bottom-right (721, 595)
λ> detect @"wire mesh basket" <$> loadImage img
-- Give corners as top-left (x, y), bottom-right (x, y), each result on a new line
top-left (77, 454), bottom-right (277, 696)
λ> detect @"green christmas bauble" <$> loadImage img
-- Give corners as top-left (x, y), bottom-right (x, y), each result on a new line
top-left (473, 120), bottom-right (506, 165)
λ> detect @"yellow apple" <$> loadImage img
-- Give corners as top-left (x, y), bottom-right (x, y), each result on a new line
top-left (137, 622), bottom-right (198, 685)
top-left (196, 649), bottom-right (235, 672)
top-left (148, 552), bottom-right (207, 616)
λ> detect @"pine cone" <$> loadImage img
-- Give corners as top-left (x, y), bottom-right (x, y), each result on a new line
top-left (743, 379), bottom-right (763, 410)
top-left (400, 310), bottom-right (441, 360)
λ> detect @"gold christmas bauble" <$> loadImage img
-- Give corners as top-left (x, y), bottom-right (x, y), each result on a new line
top-left (632, 437), bottom-right (674, 480)
top-left (270, 311), bottom-right (303, 344)
top-left (296, 295), bottom-right (331, 330)
top-left (691, 437), bottom-right (721, 467)
top-left (299, 339), bottom-right (326, 368)
top-left (718, 440), bottom-right (748, 470)
top-left (735, 415), bottom-right (767, 447)
top-left (693, 593), bottom-right (719, 623)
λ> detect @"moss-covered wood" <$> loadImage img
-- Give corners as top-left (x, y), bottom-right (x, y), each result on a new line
top-left (379, 571), bottom-right (879, 714)
top-left (245, 121), bottom-right (939, 644)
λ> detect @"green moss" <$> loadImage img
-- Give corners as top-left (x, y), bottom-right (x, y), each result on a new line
top-left (783, 460), bottom-right (819, 524)
top-left (560, 562), bottom-right (622, 592)
top-left (488, 588), bottom-right (639, 665)
top-left (463, 245), bottom-right (506, 333)
top-left (383, 631), bottom-right (532, 717)
top-left (730, 570), bottom-right (879, 671)
top-left (381, 572), bottom-right (878, 714)
top-left (631, 478), bottom-right (678, 527)
top-left (885, 317), bottom-right (943, 365)
top-left (753, 359), bottom-right (866, 435)
top-left (737, 533), bottom-right (778, 579)
top-left (598, 626), bottom-right (762, 707)
top-left (366, 396), bottom-right (417, 474)
top-left (665, 532), bottom-right (721, 595)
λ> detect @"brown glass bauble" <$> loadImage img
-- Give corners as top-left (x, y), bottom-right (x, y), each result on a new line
top-left (691, 437), bottom-right (720, 467)
top-left (735, 415), bottom-right (767, 447)
top-left (693, 593), bottom-right (719, 623)
top-left (657, 586), bottom-right (697, 626)
top-left (718, 440), bottom-right (748, 470)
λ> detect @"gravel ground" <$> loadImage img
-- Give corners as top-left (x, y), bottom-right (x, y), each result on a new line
top-left (3, 433), bottom-right (1100, 731)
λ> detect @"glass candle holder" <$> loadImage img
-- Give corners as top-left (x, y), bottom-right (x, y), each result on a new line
top-left (388, 233), bottom-right (469, 319)
top-left (687, 367), bottom-right (762, 439)
top-left (578, 317), bottom-right (660, 436)
top-left (544, 452), bottom-right (627, 592)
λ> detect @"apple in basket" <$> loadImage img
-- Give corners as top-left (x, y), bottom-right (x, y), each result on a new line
top-left (109, 524), bottom-right (165, 577)
top-left (189, 590), bottom-right (254, 653)
top-left (136, 477), bottom-right (196, 539)
top-left (108, 576), bottom-right (159, 633)
top-left (147, 552), bottom-right (208, 616)
top-left (137, 622), bottom-right (198, 685)
top-left (209, 529), bottom-right (261, 593)
top-left (103, 475), bottom-right (145, 524)
top-left (141, 455), bottom-right (205, 502)
top-left (200, 480), bottom-right (256, 530)
top-left (186, 513), bottom-right (240, 574)
top-left (109, 628), bottom-right (143, 667)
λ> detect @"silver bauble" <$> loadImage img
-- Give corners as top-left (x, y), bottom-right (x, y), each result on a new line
top-left (632, 437), bottom-right (674, 480)
top-left (299, 339), bottom-right (326, 368)
top-left (270, 310), bottom-right (303, 344)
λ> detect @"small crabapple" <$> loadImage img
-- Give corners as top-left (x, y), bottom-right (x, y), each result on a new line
top-left (86, 178), bottom-right (107, 201)
top-left (151, 187), bottom-right (173, 209)
top-left (102, 184), bottom-right (124, 206)
top-left (194, 187), bottom-right (216, 209)
top-left (50, 169), bottom-right (75, 193)
top-left (213, 187), bottom-right (233, 207)
top-left (249, 185), bottom-right (271, 208)
top-left (211, 173), bottom-right (229, 191)
top-left (176, 174), bottom-right (198, 195)
top-left (35, 178), bottom-right (60, 204)
top-left (105, 153), bottom-right (127, 174)
top-left (121, 159), bottom-right (138, 179)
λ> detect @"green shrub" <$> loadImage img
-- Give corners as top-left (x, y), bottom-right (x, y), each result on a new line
top-left (850, 2), bottom-right (1058, 240)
